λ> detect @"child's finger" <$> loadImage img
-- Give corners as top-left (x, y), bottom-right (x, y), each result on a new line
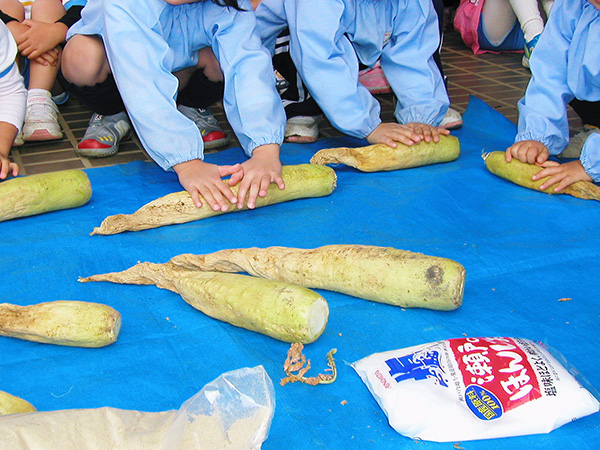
top-left (227, 170), bottom-right (243, 189)
top-left (246, 182), bottom-right (261, 210)
top-left (539, 173), bottom-right (562, 191)
top-left (215, 182), bottom-right (236, 208)
top-left (189, 189), bottom-right (203, 209)
top-left (236, 181), bottom-right (250, 210)
top-left (205, 188), bottom-right (228, 212)
top-left (273, 174), bottom-right (285, 190)
top-left (0, 162), bottom-right (8, 180)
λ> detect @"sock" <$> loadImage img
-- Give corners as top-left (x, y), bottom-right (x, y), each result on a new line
top-left (27, 88), bottom-right (52, 105)
top-left (507, 0), bottom-right (545, 42)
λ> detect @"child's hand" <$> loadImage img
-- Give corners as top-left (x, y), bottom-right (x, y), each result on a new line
top-left (233, 144), bottom-right (284, 210)
top-left (18, 21), bottom-right (68, 60)
top-left (173, 159), bottom-right (239, 211)
top-left (367, 122), bottom-right (424, 147)
top-left (506, 140), bottom-right (549, 165)
top-left (5, 21), bottom-right (29, 45)
top-left (34, 47), bottom-right (60, 67)
top-left (404, 122), bottom-right (450, 143)
top-left (0, 154), bottom-right (19, 180)
top-left (533, 160), bottom-right (593, 192)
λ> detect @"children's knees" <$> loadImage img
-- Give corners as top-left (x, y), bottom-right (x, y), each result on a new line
top-left (62, 36), bottom-right (110, 85)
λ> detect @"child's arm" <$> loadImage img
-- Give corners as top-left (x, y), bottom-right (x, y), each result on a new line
top-left (174, 160), bottom-right (241, 211)
top-left (533, 160), bottom-right (593, 192)
top-left (506, 134), bottom-right (599, 192)
top-left (505, 140), bottom-right (549, 165)
top-left (88, 0), bottom-right (239, 210)
top-left (18, 3), bottom-right (85, 61)
top-left (513, 0), bottom-right (582, 158)
top-left (0, 53), bottom-right (26, 179)
top-left (227, 144), bottom-right (284, 210)
top-left (260, 0), bottom-right (381, 139)
top-left (533, 132), bottom-right (600, 191)
top-left (0, 121), bottom-right (20, 180)
top-left (207, 1), bottom-right (287, 208)
top-left (380, 0), bottom-right (449, 129)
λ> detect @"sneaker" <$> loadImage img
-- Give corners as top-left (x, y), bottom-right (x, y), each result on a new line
top-left (51, 91), bottom-right (70, 106)
top-left (77, 112), bottom-right (131, 158)
top-left (178, 105), bottom-right (230, 150)
top-left (559, 127), bottom-right (600, 159)
top-left (284, 115), bottom-right (323, 143)
top-left (22, 94), bottom-right (63, 141)
top-left (439, 107), bottom-right (463, 130)
top-left (359, 62), bottom-right (392, 95)
top-left (522, 34), bottom-right (541, 69)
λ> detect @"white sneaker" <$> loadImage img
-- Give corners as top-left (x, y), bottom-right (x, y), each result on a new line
top-left (559, 128), bottom-right (599, 159)
top-left (22, 92), bottom-right (63, 141)
top-left (439, 107), bottom-right (463, 130)
top-left (285, 115), bottom-right (323, 143)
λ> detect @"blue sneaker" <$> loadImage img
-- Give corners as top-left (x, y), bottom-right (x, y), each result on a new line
top-left (77, 112), bottom-right (131, 158)
top-left (522, 34), bottom-right (541, 69)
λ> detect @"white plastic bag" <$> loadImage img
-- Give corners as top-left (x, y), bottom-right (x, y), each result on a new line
top-left (0, 365), bottom-right (275, 450)
top-left (352, 337), bottom-right (599, 442)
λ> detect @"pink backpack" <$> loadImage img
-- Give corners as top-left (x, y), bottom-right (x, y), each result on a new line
top-left (453, 0), bottom-right (487, 54)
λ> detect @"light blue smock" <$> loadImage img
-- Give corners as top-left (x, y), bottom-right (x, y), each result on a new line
top-left (255, 0), bottom-right (449, 139)
top-left (68, 0), bottom-right (285, 171)
top-left (516, 0), bottom-right (600, 182)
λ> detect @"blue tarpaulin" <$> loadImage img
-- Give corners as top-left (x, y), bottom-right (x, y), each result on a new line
top-left (1, 97), bottom-right (598, 449)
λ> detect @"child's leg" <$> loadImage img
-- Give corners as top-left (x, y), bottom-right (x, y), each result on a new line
top-left (60, 34), bottom-right (121, 114)
top-left (506, 0), bottom-right (544, 42)
top-left (21, 0), bottom-right (66, 140)
top-left (60, 34), bottom-right (131, 157)
top-left (272, 29), bottom-right (323, 143)
top-left (480, 0), bottom-right (519, 47)
top-left (0, 0), bottom-right (25, 21)
top-left (175, 49), bottom-right (230, 150)
top-left (27, 0), bottom-right (66, 92)
top-left (177, 69), bottom-right (230, 150)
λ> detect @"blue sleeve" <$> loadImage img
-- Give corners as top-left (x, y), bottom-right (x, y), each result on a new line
top-left (581, 133), bottom-right (600, 183)
top-left (381, 0), bottom-right (448, 126)
top-left (207, 0), bottom-right (286, 156)
top-left (100, 0), bottom-right (204, 171)
top-left (515, 0), bottom-right (581, 155)
top-left (282, 0), bottom-right (381, 139)
top-left (254, 0), bottom-right (289, 55)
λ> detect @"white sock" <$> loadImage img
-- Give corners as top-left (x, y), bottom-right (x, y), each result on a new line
top-left (27, 89), bottom-right (52, 104)
top-left (507, 0), bottom-right (545, 42)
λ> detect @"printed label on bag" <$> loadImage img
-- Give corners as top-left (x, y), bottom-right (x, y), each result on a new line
top-left (449, 337), bottom-right (542, 417)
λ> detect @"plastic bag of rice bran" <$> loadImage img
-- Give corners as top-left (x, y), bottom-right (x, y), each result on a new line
top-left (352, 337), bottom-right (599, 442)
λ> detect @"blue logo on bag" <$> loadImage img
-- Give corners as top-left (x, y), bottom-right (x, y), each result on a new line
top-left (464, 385), bottom-right (504, 420)
top-left (385, 350), bottom-right (448, 387)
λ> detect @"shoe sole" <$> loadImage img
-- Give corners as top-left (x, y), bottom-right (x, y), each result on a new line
top-left (23, 130), bottom-right (63, 141)
top-left (441, 120), bottom-right (464, 130)
top-left (285, 135), bottom-right (319, 144)
top-left (76, 146), bottom-right (119, 158)
top-left (203, 136), bottom-right (231, 150)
